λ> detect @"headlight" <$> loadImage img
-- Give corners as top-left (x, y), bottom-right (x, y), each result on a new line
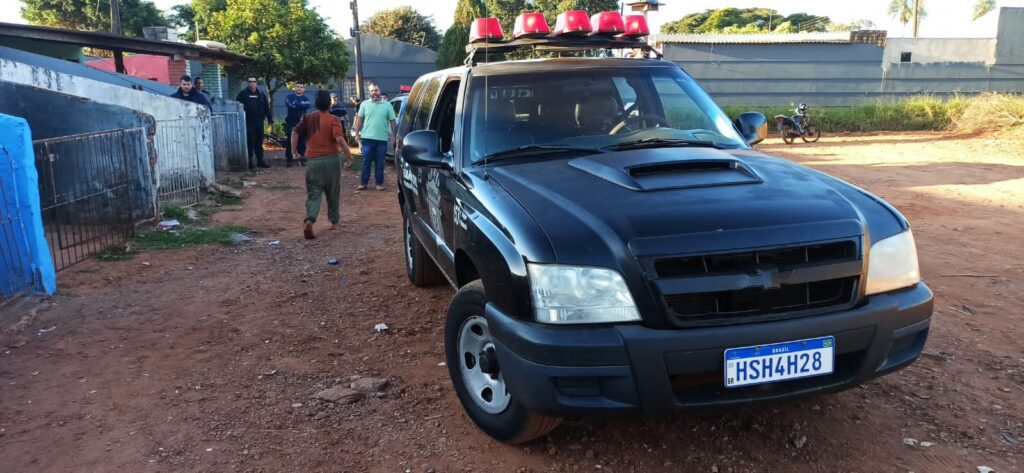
top-left (865, 230), bottom-right (920, 295)
top-left (527, 264), bottom-right (641, 324)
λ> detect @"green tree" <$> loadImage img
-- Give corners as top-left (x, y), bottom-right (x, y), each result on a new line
top-left (362, 6), bottom-right (442, 50)
top-left (486, 0), bottom-right (530, 36)
top-left (437, 0), bottom-right (485, 69)
top-left (207, 0), bottom-right (349, 108)
top-left (661, 8), bottom-right (831, 34)
top-left (167, 4), bottom-right (196, 41)
top-left (21, 0), bottom-right (169, 37)
top-left (888, 0), bottom-right (926, 36)
top-left (972, 0), bottom-right (996, 20)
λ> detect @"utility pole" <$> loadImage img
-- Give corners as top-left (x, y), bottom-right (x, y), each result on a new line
top-left (110, 0), bottom-right (125, 74)
top-left (911, 0), bottom-right (921, 38)
top-left (109, 0), bottom-right (122, 35)
top-left (350, 0), bottom-right (365, 101)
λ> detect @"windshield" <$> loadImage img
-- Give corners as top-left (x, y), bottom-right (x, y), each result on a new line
top-left (465, 66), bottom-right (747, 163)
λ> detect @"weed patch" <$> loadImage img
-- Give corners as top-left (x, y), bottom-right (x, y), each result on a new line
top-left (216, 195), bottom-right (244, 206)
top-left (134, 225), bottom-right (250, 250)
top-left (724, 93), bottom-right (1023, 134)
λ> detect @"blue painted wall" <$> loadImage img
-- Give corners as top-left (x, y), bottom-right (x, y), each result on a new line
top-left (0, 113), bottom-right (57, 298)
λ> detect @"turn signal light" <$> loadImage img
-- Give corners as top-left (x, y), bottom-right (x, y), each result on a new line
top-left (622, 14), bottom-right (650, 37)
top-left (553, 10), bottom-right (592, 36)
top-left (590, 11), bottom-right (625, 36)
top-left (513, 12), bottom-right (550, 39)
top-left (469, 17), bottom-right (504, 43)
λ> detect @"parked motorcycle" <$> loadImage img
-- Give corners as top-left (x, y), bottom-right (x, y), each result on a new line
top-left (775, 103), bottom-right (821, 145)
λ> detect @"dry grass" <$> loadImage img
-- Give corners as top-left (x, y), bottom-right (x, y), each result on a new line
top-left (951, 93), bottom-right (1024, 134)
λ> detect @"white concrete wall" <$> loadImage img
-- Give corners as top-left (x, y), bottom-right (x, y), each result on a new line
top-left (0, 57), bottom-right (216, 187)
top-left (883, 38), bottom-right (997, 65)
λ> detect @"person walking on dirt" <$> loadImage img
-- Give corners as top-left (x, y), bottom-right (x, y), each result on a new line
top-left (169, 75), bottom-right (212, 110)
top-left (236, 77), bottom-right (274, 170)
top-left (292, 90), bottom-right (354, 240)
top-left (284, 83), bottom-right (311, 167)
top-left (352, 83), bottom-right (396, 191)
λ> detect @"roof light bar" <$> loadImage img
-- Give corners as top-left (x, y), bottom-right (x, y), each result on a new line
top-left (590, 11), bottom-right (625, 36)
top-left (513, 12), bottom-right (550, 39)
top-left (622, 14), bottom-right (651, 38)
top-left (469, 17), bottom-right (504, 44)
top-left (553, 10), bottom-right (592, 36)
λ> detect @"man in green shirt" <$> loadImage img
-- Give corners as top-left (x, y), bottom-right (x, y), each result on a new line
top-left (353, 84), bottom-right (397, 191)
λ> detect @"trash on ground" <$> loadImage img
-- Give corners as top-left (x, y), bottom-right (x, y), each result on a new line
top-left (977, 467), bottom-right (995, 473)
top-left (328, 258), bottom-right (340, 265)
top-left (157, 220), bottom-right (181, 231)
top-left (374, 323), bottom-right (389, 333)
top-left (269, 240), bottom-right (280, 246)
top-left (903, 437), bottom-right (918, 447)
top-left (314, 386), bottom-right (363, 404)
top-left (37, 326), bottom-right (57, 334)
top-left (207, 182), bottom-right (243, 198)
top-left (229, 233), bottom-right (253, 245)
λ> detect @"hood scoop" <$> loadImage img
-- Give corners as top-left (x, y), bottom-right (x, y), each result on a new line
top-left (568, 148), bottom-right (763, 191)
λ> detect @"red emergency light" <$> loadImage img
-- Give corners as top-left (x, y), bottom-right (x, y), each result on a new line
top-left (399, 85), bottom-right (411, 93)
top-left (622, 14), bottom-right (651, 37)
top-left (513, 12), bottom-right (550, 39)
top-left (469, 17), bottom-right (504, 43)
top-left (589, 11), bottom-right (625, 36)
top-left (553, 10), bottom-right (592, 36)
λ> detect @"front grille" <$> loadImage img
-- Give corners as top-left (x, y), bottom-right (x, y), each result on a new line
top-left (664, 277), bottom-right (857, 318)
top-left (652, 239), bottom-right (861, 326)
top-left (655, 241), bottom-right (856, 278)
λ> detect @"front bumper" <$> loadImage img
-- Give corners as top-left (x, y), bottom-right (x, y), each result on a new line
top-left (487, 283), bottom-right (933, 416)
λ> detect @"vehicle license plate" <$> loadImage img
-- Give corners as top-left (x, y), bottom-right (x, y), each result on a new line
top-left (724, 336), bottom-right (834, 388)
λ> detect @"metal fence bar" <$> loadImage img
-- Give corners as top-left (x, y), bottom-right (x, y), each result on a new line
top-left (154, 119), bottom-right (205, 207)
top-left (211, 112), bottom-right (247, 172)
top-left (33, 128), bottom-right (141, 271)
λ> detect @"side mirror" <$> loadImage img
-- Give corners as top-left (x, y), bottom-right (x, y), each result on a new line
top-left (401, 130), bottom-right (450, 169)
top-left (734, 112), bottom-right (768, 146)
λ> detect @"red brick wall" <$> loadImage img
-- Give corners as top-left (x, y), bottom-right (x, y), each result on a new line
top-left (167, 59), bottom-right (189, 86)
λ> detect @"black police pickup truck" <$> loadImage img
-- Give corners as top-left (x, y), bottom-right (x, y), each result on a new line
top-left (395, 12), bottom-right (933, 443)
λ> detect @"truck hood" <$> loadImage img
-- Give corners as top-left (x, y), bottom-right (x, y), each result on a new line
top-left (486, 147), bottom-right (871, 263)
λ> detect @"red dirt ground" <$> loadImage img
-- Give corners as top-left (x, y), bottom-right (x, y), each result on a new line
top-left (1, 133), bottom-right (1022, 473)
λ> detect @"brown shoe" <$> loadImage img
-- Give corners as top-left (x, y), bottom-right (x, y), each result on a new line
top-left (304, 222), bottom-right (316, 240)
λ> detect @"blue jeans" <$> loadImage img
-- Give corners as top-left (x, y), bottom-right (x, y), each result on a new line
top-left (360, 138), bottom-right (387, 186)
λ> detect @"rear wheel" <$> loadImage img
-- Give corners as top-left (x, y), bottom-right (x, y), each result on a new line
top-left (782, 125), bottom-right (796, 145)
top-left (445, 281), bottom-right (563, 443)
top-left (403, 213), bottom-right (446, 286)
top-left (802, 125), bottom-right (821, 143)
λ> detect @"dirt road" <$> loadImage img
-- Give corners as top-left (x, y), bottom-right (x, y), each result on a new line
top-left (2, 133), bottom-right (1022, 473)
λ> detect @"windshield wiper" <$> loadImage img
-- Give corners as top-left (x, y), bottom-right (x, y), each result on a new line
top-left (603, 138), bottom-right (726, 151)
top-left (479, 144), bottom-right (602, 164)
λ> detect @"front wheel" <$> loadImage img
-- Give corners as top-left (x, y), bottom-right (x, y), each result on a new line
top-left (802, 125), bottom-right (821, 143)
top-left (445, 281), bottom-right (563, 443)
top-left (782, 125), bottom-right (796, 145)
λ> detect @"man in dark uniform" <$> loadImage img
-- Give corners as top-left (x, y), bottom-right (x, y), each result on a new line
top-left (283, 83), bottom-right (311, 167)
top-left (235, 77), bottom-right (273, 169)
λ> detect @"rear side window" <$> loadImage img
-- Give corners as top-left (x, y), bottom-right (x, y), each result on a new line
top-left (410, 77), bottom-right (442, 132)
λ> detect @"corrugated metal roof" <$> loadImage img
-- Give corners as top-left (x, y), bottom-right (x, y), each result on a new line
top-left (652, 32), bottom-right (852, 45)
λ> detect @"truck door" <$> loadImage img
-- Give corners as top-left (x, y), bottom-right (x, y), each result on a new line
top-left (424, 76), bottom-right (463, 277)
top-left (401, 76), bottom-right (442, 262)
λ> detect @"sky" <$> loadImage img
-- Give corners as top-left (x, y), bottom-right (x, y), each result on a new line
top-left (2, 0), bottom-right (1023, 39)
